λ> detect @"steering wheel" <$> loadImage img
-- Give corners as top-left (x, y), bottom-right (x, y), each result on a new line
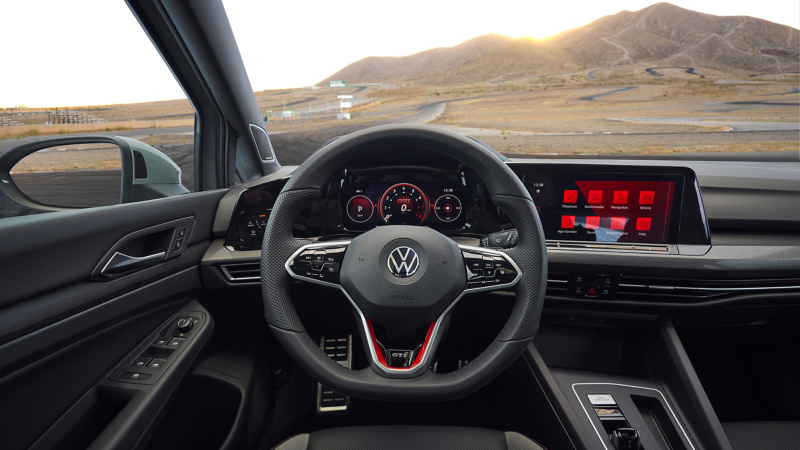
top-left (262, 124), bottom-right (547, 402)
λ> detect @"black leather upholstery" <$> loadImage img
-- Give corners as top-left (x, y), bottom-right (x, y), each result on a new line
top-left (273, 426), bottom-right (546, 450)
top-left (722, 422), bottom-right (800, 450)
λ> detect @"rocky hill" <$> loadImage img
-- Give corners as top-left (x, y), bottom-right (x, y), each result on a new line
top-left (318, 2), bottom-right (799, 85)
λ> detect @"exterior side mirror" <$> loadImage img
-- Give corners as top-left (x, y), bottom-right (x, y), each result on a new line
top-left (0, 135), bottom-right (189, 213)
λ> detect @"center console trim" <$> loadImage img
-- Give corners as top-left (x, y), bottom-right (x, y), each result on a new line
top-left (571, 382), bottom-right (696, 450)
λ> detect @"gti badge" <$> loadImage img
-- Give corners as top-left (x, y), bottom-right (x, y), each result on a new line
top-left (388, 247), bottom-right (419, 277)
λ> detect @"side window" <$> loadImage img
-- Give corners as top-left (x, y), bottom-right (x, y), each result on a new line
top-left (0, 2), bottom-right (195, 220)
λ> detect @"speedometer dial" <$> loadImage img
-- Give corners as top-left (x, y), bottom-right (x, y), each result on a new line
top-left (379, 183), bottom-right (428, 225)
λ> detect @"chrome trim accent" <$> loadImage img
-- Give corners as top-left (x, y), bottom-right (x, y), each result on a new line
top-left (571, 382), bottom-right (697, 450)
top-left (316, 335), bottom-right (352, 413)
top-left (547, 240), bottom-right (676, 255)
top-left (220, 263), bottom-right (261, 282)
top-left (248, 124), bottom-right (275, 161)
top-left (619, 283), bottom-right (800, 292)
top-left (284, 241), bottom-right (522, 378)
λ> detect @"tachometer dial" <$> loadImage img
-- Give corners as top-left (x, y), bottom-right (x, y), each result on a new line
top-left (434, 194), bottom-right (462, 222)
top-left (379, 183), bottom-right (428, 225)
top-left (346, 195), bottom-right (374, 223)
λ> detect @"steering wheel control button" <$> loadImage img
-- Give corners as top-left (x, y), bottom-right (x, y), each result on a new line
top-left (148, 359), bottom-right (167, 369)
top-left (385, 349), bottom-right (415, 368)
top-left (132, 357), bottom-right (150, 368)
top-left (467, 268), bottom-right (484, 280)
top-left (463, 249), bottom-right (520, 290)
top-left (568, 273), bottom-right (618, 300)
top-left (288, 245), bottom-right (348, 285)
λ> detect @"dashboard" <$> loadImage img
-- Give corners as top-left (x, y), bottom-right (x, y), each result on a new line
top-left (207, 152), bottom-right (800, 306)
top-left (224, 161), bottom-right (709, 252)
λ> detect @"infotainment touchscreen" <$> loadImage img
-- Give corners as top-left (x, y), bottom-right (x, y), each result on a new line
top-left (522, 171), bottom-right (685, 244)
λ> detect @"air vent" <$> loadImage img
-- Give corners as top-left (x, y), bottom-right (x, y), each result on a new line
top-left (618, 276), bottom-right (800, 301)
top-left (547, 271), bottom-right (569, 296)
top-left (221, 263), bottom-right (260, 283)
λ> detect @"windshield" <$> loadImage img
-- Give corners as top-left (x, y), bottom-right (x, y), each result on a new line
top-left (2, 1), bottom-right (798, 165)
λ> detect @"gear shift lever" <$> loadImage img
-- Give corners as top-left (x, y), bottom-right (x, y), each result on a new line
top-left (611, 428), bottom-right (641, 450)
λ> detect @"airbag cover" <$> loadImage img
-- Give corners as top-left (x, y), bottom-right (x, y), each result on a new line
top-left (340, 226), bottom-right (465, 331)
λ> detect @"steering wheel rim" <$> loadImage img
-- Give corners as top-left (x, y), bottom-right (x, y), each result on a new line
top-left (261, 124), bottom-right (547, 402)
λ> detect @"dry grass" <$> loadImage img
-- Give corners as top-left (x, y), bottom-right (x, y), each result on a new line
top-left (10, 144), bottom-right (121, 173)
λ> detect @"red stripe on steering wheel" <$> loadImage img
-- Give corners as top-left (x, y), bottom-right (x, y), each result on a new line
top-left (366, 318), bottom-right (436, 370)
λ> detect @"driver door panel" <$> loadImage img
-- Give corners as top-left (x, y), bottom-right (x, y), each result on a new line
top-left (0, 189), bottom-right (225, 450)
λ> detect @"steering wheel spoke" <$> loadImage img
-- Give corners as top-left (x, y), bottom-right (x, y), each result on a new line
top-left (286, 241), bottom-right (351, 287)
top-left (460, 245), bottom-right (522, 293)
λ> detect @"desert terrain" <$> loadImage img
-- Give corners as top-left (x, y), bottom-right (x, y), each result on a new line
top-left (1, 2), bottom-right (797, 217)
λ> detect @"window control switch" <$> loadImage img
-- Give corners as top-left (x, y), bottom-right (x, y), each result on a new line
top-left (132, 357), bottom-right (150, 368)
top-left (153, 337), bottom-right (169, 346)
top-left (120, 372), bottom-right (151, 380)
top-left (148, 359), bottom-right (167, 369)
top-left (167, 338), bottom-right (185, 348)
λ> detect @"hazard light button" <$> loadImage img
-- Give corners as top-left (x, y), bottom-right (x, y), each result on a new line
top-left (567, 273), bottom-right (618, 300)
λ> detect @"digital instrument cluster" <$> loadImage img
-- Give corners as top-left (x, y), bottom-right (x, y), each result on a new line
top-left (342, 181), bottom-right (466, 231)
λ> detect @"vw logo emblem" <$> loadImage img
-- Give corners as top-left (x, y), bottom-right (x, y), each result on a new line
top-left (387, 246), bottom-right (419, 277)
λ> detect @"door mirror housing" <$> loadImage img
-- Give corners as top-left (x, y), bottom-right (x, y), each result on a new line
top-left (0, 135), bottom-right (189, 212)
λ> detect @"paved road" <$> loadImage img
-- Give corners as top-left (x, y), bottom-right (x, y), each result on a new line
top-left (645, 67), bottom-right (700, 77)
top-left (587, 69), bottom-right (601, 80)
top-left (579, 86), bottom-right (638, 101)
top-left (749, 71), bottom-right (800, 77)
top-left (608, 116), bottom-right (799, 132)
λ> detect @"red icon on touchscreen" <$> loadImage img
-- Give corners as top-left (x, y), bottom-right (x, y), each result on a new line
top-left (639, 191), bottom-right (655, 205)
top-left (587, 190), bottom-right (603, 204)
top-left (613, 191), bottom-right (628, 204)
top-left (636, 217), bottom-right (651, 231)
top-left (563, 190), bottom-right (578, 203)
top-left (610, 217), bottom-right (626, 230)
top-left (585, 216), bottom-right (600, 229)
top-left (561, 215), bottom-right (575, 228)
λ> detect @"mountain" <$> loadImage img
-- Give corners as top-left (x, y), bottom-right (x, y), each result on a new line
top-left (551, 2), bottom-right (798, 71)
top-left (318, 3), bottom-right (799, 85)
top-left (319, 34), bottom-right (514, 84)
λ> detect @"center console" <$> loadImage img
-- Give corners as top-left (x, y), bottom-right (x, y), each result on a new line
top-left (504, 316), bottom-right (732, 450)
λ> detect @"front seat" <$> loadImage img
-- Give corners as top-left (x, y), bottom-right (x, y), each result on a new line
top-left (273, 426), bottom-right (546, 450)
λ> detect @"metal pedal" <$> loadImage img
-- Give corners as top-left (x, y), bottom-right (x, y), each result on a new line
top-left (316, 335), bottom-right (351, 415)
